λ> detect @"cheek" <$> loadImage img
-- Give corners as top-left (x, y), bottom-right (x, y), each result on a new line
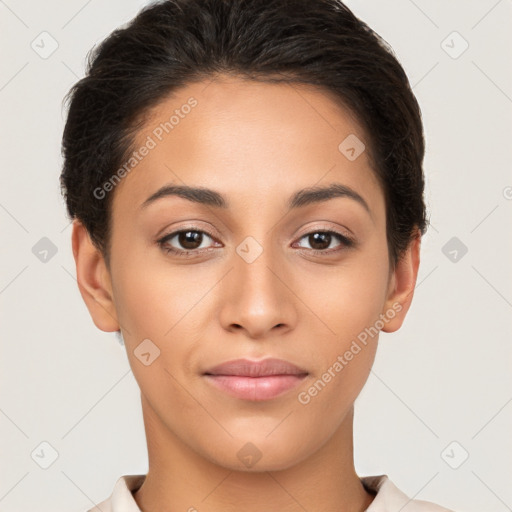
top-left (298, 247), bottom-right (389, 402)
top-left (110, 243), bottom-right (205, 338)
top-left (110, 253), bottom-right (213, 387)
top-left (111, 266), bottom-right (200, 410)
top-left (302, 256), bottom-right (390, 342)
top-left (299, 278), bottom-right (383, 426)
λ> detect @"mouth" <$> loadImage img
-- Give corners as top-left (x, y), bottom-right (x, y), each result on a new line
top-left (203, 358), bottom-right (309, 401)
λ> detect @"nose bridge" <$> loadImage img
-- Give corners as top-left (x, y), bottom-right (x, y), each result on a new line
top-left (220, 234), bottom-right (296, 335)
top-left (238, 237), bottom-right (280, 293)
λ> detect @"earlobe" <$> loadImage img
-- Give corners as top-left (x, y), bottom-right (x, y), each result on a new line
top-left (71, 219), bottom-right (120, 332)
top-left (380, 232), bottom-right (421, 333)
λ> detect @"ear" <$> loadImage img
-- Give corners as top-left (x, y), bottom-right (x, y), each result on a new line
top-left (71, 219), bottom-right (120, 332)
top-left (380, 231), bottom-right (421, 333)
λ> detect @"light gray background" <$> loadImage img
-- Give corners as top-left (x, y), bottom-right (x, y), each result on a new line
top-left (1, 1), bottom-right (511, 511)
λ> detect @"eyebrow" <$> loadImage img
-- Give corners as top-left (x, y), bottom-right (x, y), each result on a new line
top-left (140, 182), bottom-right (371, 215)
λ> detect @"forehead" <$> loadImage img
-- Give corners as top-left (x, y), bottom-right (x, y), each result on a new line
top-left (110, 75), bottom-right (383, 223)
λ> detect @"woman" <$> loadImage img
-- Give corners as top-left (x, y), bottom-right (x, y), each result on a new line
top-left (60, 0), bottom-right (456, 510)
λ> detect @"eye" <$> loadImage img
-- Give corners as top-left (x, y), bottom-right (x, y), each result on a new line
top-left (157, 228), bottom-right (219, 257)
top-left (293, 229), bottom-right (355, 255)
top-left (157, 226), bottom-right (355, 258)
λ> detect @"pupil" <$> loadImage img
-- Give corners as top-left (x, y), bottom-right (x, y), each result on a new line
top-left (180, 231), bottom-right (202, 249)
top-left (310, 232), bottom-right (330, 250)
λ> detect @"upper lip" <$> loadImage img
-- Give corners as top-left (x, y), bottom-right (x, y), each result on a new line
top-left (203, 358), bottom-right (308, 377)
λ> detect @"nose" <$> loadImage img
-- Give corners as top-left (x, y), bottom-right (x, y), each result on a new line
top-left (218, 242), bottom-right (298, 339)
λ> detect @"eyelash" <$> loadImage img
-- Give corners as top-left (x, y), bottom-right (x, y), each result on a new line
top-left (156, 226), bottom-right (355, 258)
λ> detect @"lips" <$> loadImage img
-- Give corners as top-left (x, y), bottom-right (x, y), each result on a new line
top-left (203, 358), bottom-right (308, 401)
top-left (203, 358), bottom-right (308, 377)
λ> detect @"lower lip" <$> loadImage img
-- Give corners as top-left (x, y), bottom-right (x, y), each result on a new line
top-left (204, 374), bottom-right (307, 401)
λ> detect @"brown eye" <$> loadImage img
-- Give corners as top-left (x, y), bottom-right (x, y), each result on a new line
top-left (307, 232), bottom-right (332, 250)
top-left (295, 230), bottom-right (354, 253)
top-left (157, 228), bottom-right (218, 256)
top-left (177, 230), bottom-right (204, 250)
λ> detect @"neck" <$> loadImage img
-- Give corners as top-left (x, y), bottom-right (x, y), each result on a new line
top-left (133, 394), bottom-right (375, 512)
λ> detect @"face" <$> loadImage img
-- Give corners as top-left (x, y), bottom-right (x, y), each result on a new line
top-left (75, 74), bottom-right (419, 471)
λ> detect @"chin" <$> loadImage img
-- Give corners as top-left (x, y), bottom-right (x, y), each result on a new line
top-left (199, 433), bottom-right (315, 472)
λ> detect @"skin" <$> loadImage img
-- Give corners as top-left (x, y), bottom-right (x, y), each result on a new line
top-left (72, 74), bottom-right (420, 512)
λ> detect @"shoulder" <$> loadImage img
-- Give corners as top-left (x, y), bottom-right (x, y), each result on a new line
top-left (361, 474), bottom-right (456, 512)
top-left (86, 474), bottom-right (146, 512)
top-left (87, 497), bottom-right (112, 512)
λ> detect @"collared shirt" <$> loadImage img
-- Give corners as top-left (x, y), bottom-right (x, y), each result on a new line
top-left (87, 474), bottom-right (455, 511)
